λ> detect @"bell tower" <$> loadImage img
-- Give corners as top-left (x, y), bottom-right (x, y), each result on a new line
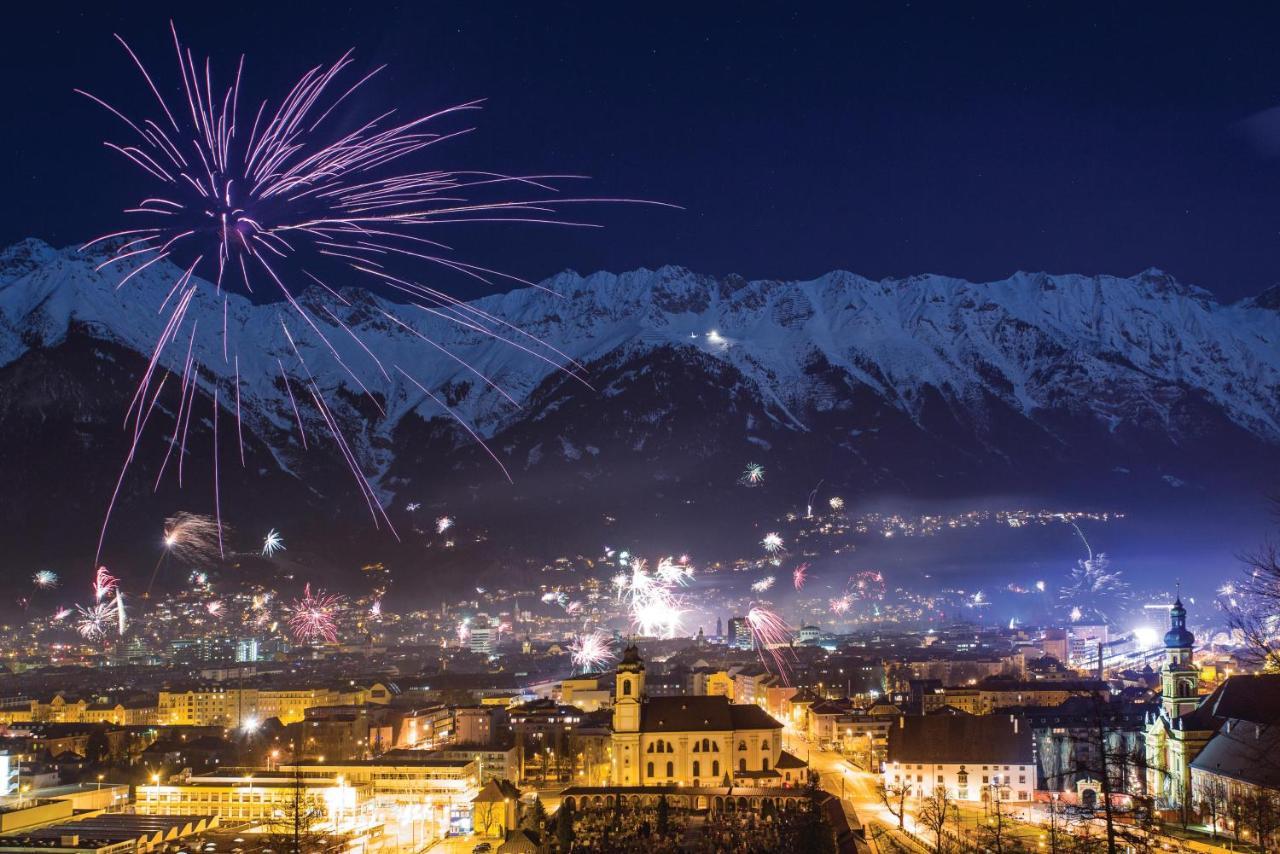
top-left (612, 644), bottom-right (644, 784)
top-left (1161, 596), bottom-right (1200, 718)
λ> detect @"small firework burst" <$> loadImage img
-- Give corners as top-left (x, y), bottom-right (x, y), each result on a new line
top-left (206, 600), bottom-right (224, 617)
top-left (369, 599), bottom-right (382, 619)
top-left (569, 630), bottom-right (615, 672)
top-left (161, 512), bottom-right (224, 563)
top-left (829, 595), bottom-right (851, 616)
top-left (760, 532), bottom-right (785, 555)
top-left (405, 502), bottom-right (421, 512)
top-left (76, 602), bottom-right (114, 639)
top-left (1035, 580), bottom-right (1046, 592)
top-left (739, 463), bottom-right (765, 487)
top-left (751, 575), bottom-right (776, 593)
top-left (261, 529), bottom-right (286, 557)
top-left (32, 570), bottom-right (59, 590)
top-left (287, 584), bottom-right (344, 644)
top-left (828, 496), bottom-right (845, 511)
top-left (456, 618), bottom-right (471, 645)
top-left (52, 606), bottom-right (73, 623)
top-left (792, 563), bottom-right (809, 590)
top-left (655, 557), bottom-right (693, 586)
top-left (435, 516), bottom-right (454, 535)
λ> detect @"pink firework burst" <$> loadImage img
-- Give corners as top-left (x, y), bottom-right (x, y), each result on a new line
top-left (287, 583), bottom-right (344, 644)
top-left (93, 567), bottom-right (120, 602)
top-left (569, 630), bottom-right (615, 672)
top-left (81, 24), bottom-right (666, 560)
top-left (792, 563), bottom-right (809, 590)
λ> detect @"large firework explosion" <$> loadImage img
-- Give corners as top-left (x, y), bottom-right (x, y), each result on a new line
top-left (32, 570), bottom-right (59, 590)
top-left (1058, 524), bottom-right (1130, 623)
top-left (624, 557), bottom-right (688, 639)
top-left (287, 583), bottom-right (344, 644)
top-left (569, 630), bottom-right (616, 672)
top-left (82, 25), bottom-right (661, 557)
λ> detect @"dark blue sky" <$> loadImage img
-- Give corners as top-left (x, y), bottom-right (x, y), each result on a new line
top-left (6, 3), bottom-right (1280, 300)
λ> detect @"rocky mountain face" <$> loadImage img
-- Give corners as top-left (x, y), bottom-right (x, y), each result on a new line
top-left (3, 238), bottom-right (1278, 582)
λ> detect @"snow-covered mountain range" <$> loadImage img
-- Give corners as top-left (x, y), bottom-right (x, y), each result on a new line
top-left (2, 237), bottom-right (1278, 571)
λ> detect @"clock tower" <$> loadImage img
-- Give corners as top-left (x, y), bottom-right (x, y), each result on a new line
top-left (612, 644), bottom-right (644, 784)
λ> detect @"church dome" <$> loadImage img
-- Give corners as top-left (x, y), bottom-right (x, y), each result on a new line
top-left (1164, 597), bottom-right (1195, 649)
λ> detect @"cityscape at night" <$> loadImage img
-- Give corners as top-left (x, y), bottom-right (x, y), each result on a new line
top-left (2, 4), bottom-right (1280, 853)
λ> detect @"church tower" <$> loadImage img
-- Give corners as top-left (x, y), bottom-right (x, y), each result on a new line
top-left (612, 644), bottom-right (644, 784)
top-left (1160, 596), bottom-right (1200, 718)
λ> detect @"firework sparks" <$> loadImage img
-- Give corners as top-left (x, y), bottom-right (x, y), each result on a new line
top-left (76, 603), bottom-right (114, 639)
top-left (828, 496), bottom-right (844, 511)
top-left (760, 532), bottom-right (785, 555)
top-left (369, 599), bottom-right (382, 619)
top-left (829, 595), bottom-right (851, 615)
top-left (435, 516), bottom-right (454, 535)
top-left (751, 575), bottom-right (776, 593)
top-left (456, 618), bottom-right (471, 646)
top-left (1035, 580), bottom-right (1046, 592)
top-left (261, 528), bottom-right (286, 557)
top-left (161, 512), bottom-right (224, 563)
top-left (52, 606), bottom-right (73, 623)
top-left (746, 606), bottom-right (794, 681)
top-left (206, 600), bottom-right (225, 617)
top-left (1058, 538), bottom-right (1130, 623)
top-left (569, 630), bottom-right (615, 672)
top-left (625, 556), bottom-right (687, 639)
top-left (655, 556), bottom-right (692, 586)
top-left (792, 563), bottom-right (809, 590)
top-left (93, 567), bottom-right (119, 602)
top-left (739, 463), bottom-right (765, 487)
top-left (32, 570), bottom-right (59, 590)
top-left (287, 583), bottom-right (344, 644)
top-left (83, 26), bottom-right (664, 560)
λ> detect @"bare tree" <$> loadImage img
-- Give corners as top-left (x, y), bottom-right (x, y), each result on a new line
top-left (877, 780), bottom-right (909, 830)
top-left (917, 787), bottom-right (953, 854)
top-left (978, 794), bottom-right (1013, 854)
top-left (1226, 499), bottom-right (1280, 670)
top-left (1241, 787), bottom-right (1280, 853)
top-left (1193, 775), bottom-right (1228, 838)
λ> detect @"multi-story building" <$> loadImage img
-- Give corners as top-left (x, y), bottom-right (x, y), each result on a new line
top-left (156, 682), bottom-right (394, 727)
top-left (942, 679), bottom-right (1106, 715)
top-left (885, 714), bottom-right (1035, 803)
top-left (136, 769), bottom-right (372, 825)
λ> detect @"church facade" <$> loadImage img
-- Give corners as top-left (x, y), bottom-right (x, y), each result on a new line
top-left (1144, 597), bottom-right (1218, 815)
top-left (611, 645), bottom-right (801, 787)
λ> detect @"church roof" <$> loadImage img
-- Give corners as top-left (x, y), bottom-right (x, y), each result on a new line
top-left (1208, 674), bottom-right (1280, 724)
top-left (638, 696), bottom-right (782, 733)
top-left (1191, 720), bottom-right (1280, 789)
top-left (775, 749), bottom-right (807, 769)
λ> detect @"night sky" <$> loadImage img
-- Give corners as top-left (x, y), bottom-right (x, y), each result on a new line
top-left (6, 3), bottom-right (1280, 300)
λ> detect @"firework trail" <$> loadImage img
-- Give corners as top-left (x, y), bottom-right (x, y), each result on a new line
top-left (751, 575), bottom-right (776, 593)
top-left (435, 516), bottom-right (455, 535)
top-left (287, 583), bottom-right (344, 643)
top-left (261, 528), bottom-right (285, 557)
top-left (569, 630), bottom-right (615, 672)
top-left (805, 479), bottom-right (824, 517)
top-left (760, 532), bottom-right (785, 555)
top-left (52, 607), bottom-right (73, 623)
top-left (746, 606), bottom-right (795, 682)
top-left (32, 570), bottom-right (59, 590)
top-left (82, 25), bottom-right (666, 560)
top-left (739, 463), bottom-right (765, 487)
top-left (792, 563), bottom-right (809, 590)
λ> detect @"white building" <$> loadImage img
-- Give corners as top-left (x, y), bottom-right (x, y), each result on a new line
top-left (885, 713), bottom-right (1035, 802)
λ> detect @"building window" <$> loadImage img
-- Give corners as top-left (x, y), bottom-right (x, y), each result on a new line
top-left (693, 761), bottom-right (701, 778)
top-left (762, 758), bottom-right (769, 771)
top-left (739, 758), bottom-right (746, 772)
top-left (713, 760), bottom-right (720, 778)
top-left (738, 741), bottom-right (747, 751)
top-left (762, 740), bottom-right (769, 751)
top-left (666, 761), bottom-right (674, 778)
top-left (647, 762), bottom-right (654, 778)
top-left (624, 681), bottom-right (632, 696)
